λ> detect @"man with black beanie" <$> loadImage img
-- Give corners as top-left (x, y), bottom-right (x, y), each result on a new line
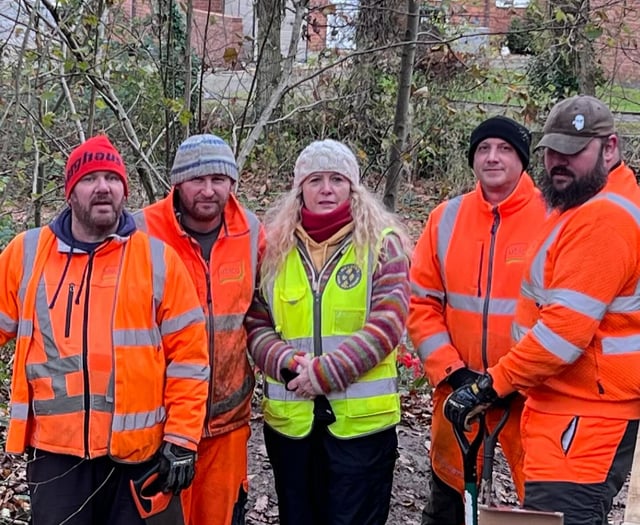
top-left (407, 116), bottom-right (546, 524)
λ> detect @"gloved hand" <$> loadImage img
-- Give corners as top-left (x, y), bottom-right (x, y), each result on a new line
top-left (444, 373), bottom-right (498, 431)
top-left (157, 441), bottom-right (196, 494)
top-left (446, 367), bottom-right (483, 390)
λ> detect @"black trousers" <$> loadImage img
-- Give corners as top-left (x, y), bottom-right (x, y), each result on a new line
top-left (524, 419), bottom-right (639, 525)
top-left (27, 449), bottom-right (153, 525)
top-left (420, 469), bottom-right (464, 525)
top-left (264, 423), bottom-right (398, 525)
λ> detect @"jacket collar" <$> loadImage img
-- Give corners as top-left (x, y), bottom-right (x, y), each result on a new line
top-left (473, 172), bottom-right (540, 216)
top-left (49, 207), bottom-right (136, 253)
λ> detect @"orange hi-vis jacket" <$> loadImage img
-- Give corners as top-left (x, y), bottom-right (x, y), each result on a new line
top-left (490, 163), bottom-right (640, 420)
top-left (2, 218), bottom-right (209, 461)
top-left (136, 191), bottom-right (265, 437)
top-left (408, 173), bottom-right (546, 384)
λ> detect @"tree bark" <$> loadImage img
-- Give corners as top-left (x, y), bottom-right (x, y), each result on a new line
top-left (254, 0), bottom-right (284, 116)
top-left (383, 0), bottom-right (419, 211)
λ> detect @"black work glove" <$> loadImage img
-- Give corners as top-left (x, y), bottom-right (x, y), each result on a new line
top-left (446, 367), bottom-right (483, 390)
top-left (157, 442), bottom-right (196, 494)
top-left (444, 373), bottom-right (498, 432)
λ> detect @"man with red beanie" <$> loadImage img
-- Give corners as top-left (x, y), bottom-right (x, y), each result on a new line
top-left (135, 134), bottom-right (265, 525)
top-left (0, 134), bottom-right (210, 525)
top-left (408, 116), bottom-right (546, 524)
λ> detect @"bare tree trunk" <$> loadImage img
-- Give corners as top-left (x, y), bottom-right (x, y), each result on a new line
top-left (184, 0), bottom-right (193, 136)
top-left (254, 0), bottom-right (284, 116)
top-left (383, 0), bottom-right (419, 211)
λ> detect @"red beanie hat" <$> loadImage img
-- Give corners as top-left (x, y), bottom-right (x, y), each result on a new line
top-left (65, 135), bottom-right (128, 199)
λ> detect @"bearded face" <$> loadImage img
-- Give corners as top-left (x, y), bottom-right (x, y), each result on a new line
top-left (541, 140), bottom-right (608, 212)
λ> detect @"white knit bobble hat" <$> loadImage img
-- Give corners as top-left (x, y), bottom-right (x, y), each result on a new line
top-left (293, 139), bottom-right (360, 188)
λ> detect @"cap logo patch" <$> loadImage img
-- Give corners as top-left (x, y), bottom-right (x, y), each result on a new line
top-left (573, 114), bottom-right (585, 131)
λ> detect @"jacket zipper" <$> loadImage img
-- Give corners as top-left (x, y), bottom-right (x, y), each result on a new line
top-left (481, 208), bottom-right (500, 370)
top-left (64, 283), bottom-right (75, 338)
top-left (82, 253), bottom-right (95, 458)
top-left (477, 248), bottom-right (484, 297)
top-left (297, 236), bottom-right (352, 357)
top-left (204, 269), bottom-right (215, 433)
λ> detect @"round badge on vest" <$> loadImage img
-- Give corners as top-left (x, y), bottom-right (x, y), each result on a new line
top-left (335, 264), bottom-right (362, 290)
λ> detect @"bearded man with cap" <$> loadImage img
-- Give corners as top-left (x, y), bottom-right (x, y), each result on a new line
top-left (445, 97), bottom-right (640, 524)
top-left (407, 116), bottom-right (546, 524)
top-left (0, 135), bottom-right (210, 525)
top-left (245, 139), bottom-right (412, 524)
top-left (135, 134), bottom-right (264, 525)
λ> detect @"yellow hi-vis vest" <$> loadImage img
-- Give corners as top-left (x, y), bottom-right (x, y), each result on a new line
top-left (263, 236), bottom-right (400, 439)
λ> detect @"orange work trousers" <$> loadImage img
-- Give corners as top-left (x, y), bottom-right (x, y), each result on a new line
top-left (430, 384), bottom-right (525, 501)
top-left (181, 424), bottom-right (250, 525)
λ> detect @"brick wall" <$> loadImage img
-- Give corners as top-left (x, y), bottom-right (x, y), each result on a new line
top-left (441, 0), bottom-right (640, 85)
top-left (117, 0), bottom-right (244, 67)
top-left (306, 0), bottom-right (330, 52)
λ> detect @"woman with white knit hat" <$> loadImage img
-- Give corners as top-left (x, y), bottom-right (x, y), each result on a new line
top-left (246, 139), bottom-right (412, 524)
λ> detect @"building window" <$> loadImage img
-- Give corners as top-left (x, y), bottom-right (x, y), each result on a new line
top-left (496, 0), bottom-right (530, 7)
top-left (326, 0), bottom-right (359, 50)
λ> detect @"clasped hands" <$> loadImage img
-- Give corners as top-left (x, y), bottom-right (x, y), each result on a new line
top-left (282, 354), bottom-right (323, 399)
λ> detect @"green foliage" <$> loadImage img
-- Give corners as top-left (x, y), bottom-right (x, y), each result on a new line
top-left (506, 10), bottom-right (541, 55)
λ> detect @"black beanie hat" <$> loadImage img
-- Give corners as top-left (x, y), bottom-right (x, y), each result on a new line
top-left (467, 116), bottom-right (532, 170)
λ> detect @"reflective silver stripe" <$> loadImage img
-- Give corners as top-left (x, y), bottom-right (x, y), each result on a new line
top-left (132, 211), bottom-right (148, 232)
top-left (246, 210), bottom-right (261, 287)
top-left (416, 331), bottom-right (451, 361)
top-left (591, 192), bottom-right (640, 227)
top-left (511, 322), bottom-right (528, 343)
top-left (112, 406), bottom-right (166, 432)
top-left (0, 311), bottom-right (17, 334)
top-left (411, 282), bottom-right (445, 302)
top-left (166, 362), bottom-right (210, 381)
top-left (149, 237), bottom-right (166, 312)
top-left (447, 293), bottom-right (516, 315)
top-left (547, 288), bottom-right (607, 320)
top-left (601, 335), bottom-right (640, 355)
top-left (521, 281), bottom-right (545, 303)
top-left (609, 296), bottom-right (640, 313)
top-left (529, 222), bottom-right (565, 290)
top-left (32, 394), bottom-right (111, 416)
top-left (436, 196), bottom-right (463, 285)
top-left (531, 322), bottom-right (582, 363)
top-left (18, 228), bottom-right (42, 303)
top-left (35, 278), bottom-right (80, 397)
top-left (26, 355), bottom-right (82, 379)
top-left (160, 307), bottom-right (204, 335)
top-left (265, 377), bottom-right (396, 401)
top-left (208, 374), bottom-right (254, 417)
top-left (9, 402), bottom-right (28, 420)
top-left (17, 320), bottom-right (33, 338)
top-left (286, 335), bottom-right (346, 354)
top-left (213, 313), bottom-right (246, 332)
top-left (327, 377), bottom-right (398, 399)
top-left (164, 433), bottom-right (194, 448)
top-left (284, 336), bottom-right (314, 354)
top-left (113, 328), bottom-right (161, 347)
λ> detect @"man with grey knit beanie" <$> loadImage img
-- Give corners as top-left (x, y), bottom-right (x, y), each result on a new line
top-left (134, 133), bottom-right (264, 525)
top-left (408, 115), bottom-right (546, 525)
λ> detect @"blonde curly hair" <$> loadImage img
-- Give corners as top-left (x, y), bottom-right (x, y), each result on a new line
top-left (260, 182), bottom-right (413, 288)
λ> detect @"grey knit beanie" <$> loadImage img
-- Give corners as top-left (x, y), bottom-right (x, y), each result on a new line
top-left (293, 139), bottom-right (360, 188)
top-left (171, 134), bottom-right (238, 185)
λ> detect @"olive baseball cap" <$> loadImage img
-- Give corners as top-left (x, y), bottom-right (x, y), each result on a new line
top-left (535, 95), bottom-right (615, 155)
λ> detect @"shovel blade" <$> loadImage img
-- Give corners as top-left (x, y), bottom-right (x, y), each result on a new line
top-left (478, 505), bottom-right (563, 525)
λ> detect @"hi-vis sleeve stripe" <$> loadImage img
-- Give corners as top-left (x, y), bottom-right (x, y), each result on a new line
top-left (411, 282), bottom-right (445, 302)
top-left (531, 321), bottom-right (582, 363)
top-left (417, 331), bottom-right (452, 361)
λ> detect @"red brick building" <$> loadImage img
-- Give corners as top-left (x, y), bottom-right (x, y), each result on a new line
top-left (118, 0), bottom-right (244, 67)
